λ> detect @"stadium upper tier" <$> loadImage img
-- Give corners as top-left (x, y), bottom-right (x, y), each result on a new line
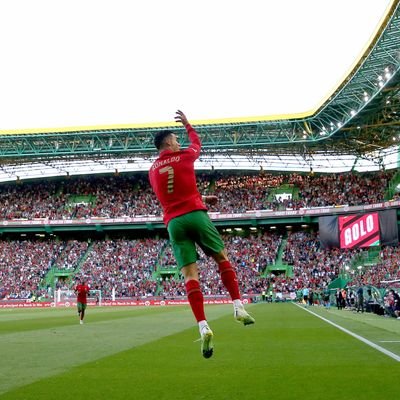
top-left (0, 170), bottom-right (394, 222)
top-left (0, 1), bottom-right (399, 177)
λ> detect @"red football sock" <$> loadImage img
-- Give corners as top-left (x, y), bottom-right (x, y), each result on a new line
top-left (218, 260), bottom-right (241, 301)
top-left (185, 279), bottom-right (206, 322)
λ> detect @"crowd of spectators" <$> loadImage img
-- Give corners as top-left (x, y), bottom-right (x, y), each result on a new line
top-left (0, 240), bottom-right (63, 300)
top-left (278, 231), bottom-right (363, 295)
top-left (0, 232), bottom-right (282, 300)
top-left (52, 240), bottom-right (89, 270)
top-left (295, 171), bottom-right (392, 208)
top-left (159, 232), bottom-right (281, 298)
top-left (0, 231), bottom-right (399, 302)
top-left (347, 246), bottom-right (400, 288)
top-left (0, 169), bottom-right (399, 302)
top-left (0, 170), bottom-right (394, 220)
top-left (77, 238), bottom-right (162, 298)
top-left (207, 170), bottom-right (393, 212)
top-left (207, 173), bottom-right (280, 212)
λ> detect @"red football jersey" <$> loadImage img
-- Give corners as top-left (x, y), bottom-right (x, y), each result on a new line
top-left (75, 284), bottom-right (90, 304)
top-left (149, 124), bottom-right (207, 225)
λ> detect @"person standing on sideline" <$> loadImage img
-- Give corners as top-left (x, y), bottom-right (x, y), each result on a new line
top-left (356, 287), bottom-right (364, 313)
top-left (74, 278), bottom-right (90, 324)
top-left (391, 289), bottom-right (400, 319)
top-left (323, 287), bottom-right (331, 309)
top-left (335, 288), bottom-right (343, 310)
top-left (149, 110), bottom-right (255, 359)
top-left (302, 286), bottom-right (309, 307)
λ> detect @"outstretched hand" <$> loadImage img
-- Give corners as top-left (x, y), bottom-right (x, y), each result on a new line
top-left (175, 110), bottom-right (189, 126)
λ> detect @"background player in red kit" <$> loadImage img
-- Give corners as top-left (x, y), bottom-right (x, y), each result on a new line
top-left (74, 278), bottom-right (90, 325)
top-left (149, 110), bottom-right (255, 359)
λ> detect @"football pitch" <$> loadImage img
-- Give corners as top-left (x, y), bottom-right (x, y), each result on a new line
top-left (1, 302), bottom-right (400, 400)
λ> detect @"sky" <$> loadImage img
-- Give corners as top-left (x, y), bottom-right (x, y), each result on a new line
top-left (0, 0), bottom-right (393, 131)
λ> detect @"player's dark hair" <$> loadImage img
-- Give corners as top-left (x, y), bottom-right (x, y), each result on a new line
top-left (154, 130), bottom-right (174, 150)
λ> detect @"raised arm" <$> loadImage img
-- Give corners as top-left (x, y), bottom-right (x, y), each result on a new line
top-left (174, 109), bottom-right (201, 153)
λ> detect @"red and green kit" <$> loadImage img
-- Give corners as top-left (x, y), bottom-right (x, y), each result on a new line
top-left (149, 124), bottom-right (207, 226)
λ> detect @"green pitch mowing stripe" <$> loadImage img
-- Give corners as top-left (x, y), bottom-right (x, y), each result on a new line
top-left (0, 305), bottom-right (233, 395)
top-left (0, 304), bottom-right (400, 400)
top-left (1, 303), bottom-right (400, 400)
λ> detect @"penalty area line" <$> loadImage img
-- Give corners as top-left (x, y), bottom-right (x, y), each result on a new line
top-left (293, 302), bottom-right (400, 362)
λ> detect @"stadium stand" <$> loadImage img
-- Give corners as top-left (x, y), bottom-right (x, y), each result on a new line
top-left (0, 169), bottom-right (399, 319)
top-left (0, 170), bottom-right (394, 220)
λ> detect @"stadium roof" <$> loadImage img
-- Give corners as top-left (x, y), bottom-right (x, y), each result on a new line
top-left (0, 0), bottom-right (399, 181)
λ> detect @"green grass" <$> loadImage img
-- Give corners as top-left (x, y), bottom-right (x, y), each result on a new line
top-left (1, 303), bottom-right (400, 399)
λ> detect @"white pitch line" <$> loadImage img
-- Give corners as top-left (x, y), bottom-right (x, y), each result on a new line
top-left (380, 341), bottom-right (400, 343)
top-left (293, 303), bottom-right (400, 362)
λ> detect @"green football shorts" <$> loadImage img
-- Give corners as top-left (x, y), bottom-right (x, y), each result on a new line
top-left (167, 210), bottom-right (225, 269)
top-left (77, 302), bottom-right (87, 312)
